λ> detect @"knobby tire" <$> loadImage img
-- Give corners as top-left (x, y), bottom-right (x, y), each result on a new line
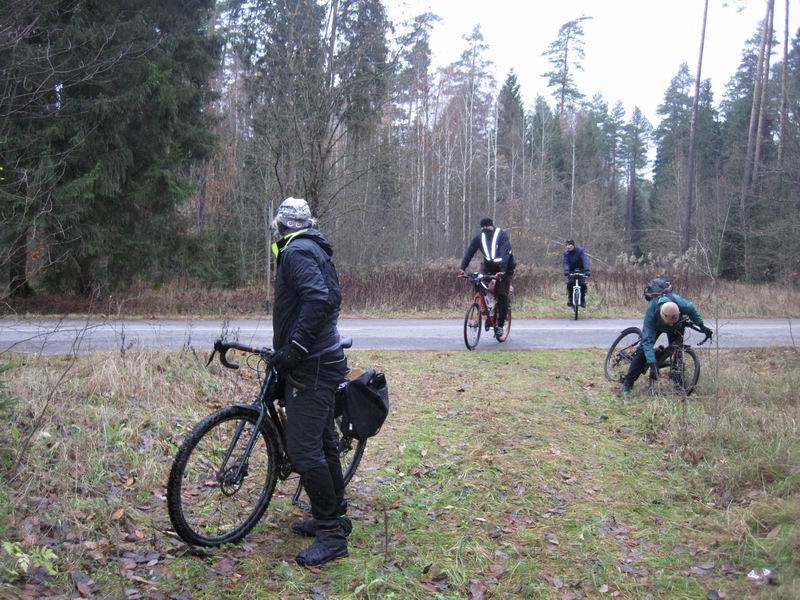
top-left (167, 405), bottom-right (279, 547)
top-left (604, 327), bottom-right (642, 382)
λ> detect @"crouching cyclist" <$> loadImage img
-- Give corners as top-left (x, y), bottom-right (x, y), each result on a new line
top-left (622, 288), bottom-right (713, 399)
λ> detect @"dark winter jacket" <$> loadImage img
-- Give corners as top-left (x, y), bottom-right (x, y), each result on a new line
top-left (460, 228), bottom-right (516, 273)
top-left (562, 246), bottom-right (590, 275)
top-left (641, 292), bottom-right (705, 364)
top-left (273, 228), bottom-right (342, 356)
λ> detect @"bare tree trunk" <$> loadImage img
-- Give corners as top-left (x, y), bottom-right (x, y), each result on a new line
top-left (492, 104), bottom-right (498, 220)
top-left (9, 225), bottom-right (33, 298)
top-left (682, 0), bottom-right (709, 254)
top-left (569, 116), bottom-right (576, 236)
top-left (325, 0), bottom-right (340, 89)
top-left (753, 0), bottom-right (775, 181)
top-left (739, 3), bottom-right (771, 280)
top-left (778, 0), bottom-right (789, 166)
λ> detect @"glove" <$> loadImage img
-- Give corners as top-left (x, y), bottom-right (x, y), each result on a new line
top-left (648, 363), bottom-right (659, 381)
top-left (457, 269), bottom-right (465, 277)
top-left (564, 272), bottom-right (570, 277)
top-left (495, 272), bottom-right (504, 281)
top-left (271, 340), bottom-right (308, 375)
top-left (585, 271), bottom-right (591, 277)
top-left (701, 325), bottom-right (713, 339)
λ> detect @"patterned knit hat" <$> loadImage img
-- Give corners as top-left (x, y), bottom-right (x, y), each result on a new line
top-left (276, 197), bottom-right (312, 230)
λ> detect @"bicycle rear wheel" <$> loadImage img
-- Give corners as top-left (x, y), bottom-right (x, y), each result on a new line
top-left (167, 405), bottom-right (278, 547)
top-left (291, 413), bottom-right (366, 509)
top-left (604, 327), bottom-right (642, 382)
top-left (337, 415), bottom-right (366, 484)
top-left (496, 307), bottom-right (511, 342)
top-left (463, 302), bottom-right (482, 350)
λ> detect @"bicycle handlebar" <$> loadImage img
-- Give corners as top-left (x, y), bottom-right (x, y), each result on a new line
top-left (207, 339), bottom-right (273, 370)
top-left (675, 317), bottom-right (712, 346)
top-left (207, 336), bottom-right (354, 370)
top-left (460, 272), bottom-right (498, 282)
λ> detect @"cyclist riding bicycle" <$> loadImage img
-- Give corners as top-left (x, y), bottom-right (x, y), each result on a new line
top-left (622, 290), bottom-right (713, 399)
top-left (458, 217), bottom-right (516, 338)
top-left (562, 239), bottom-right (590, 307)
top-left (270, 197), bottom-right (351, 567)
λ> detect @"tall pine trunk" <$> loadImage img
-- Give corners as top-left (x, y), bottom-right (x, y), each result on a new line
top-left (739, 3), bottom-right (772, 280)
top-left (682, 0), bottom-right (709, 254)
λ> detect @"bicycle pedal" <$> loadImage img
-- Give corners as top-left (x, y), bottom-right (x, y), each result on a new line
top-left (292, 499), bottom-right (312, 512)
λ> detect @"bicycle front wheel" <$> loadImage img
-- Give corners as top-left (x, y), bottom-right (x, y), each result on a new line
top-left (573, 286), bottom-right (580, 320)
top-left (604, 327), bottom-right (642, 382)
top-left (464, 302), bottom-right (482, 350)
top-left (669, 347), bottom-right (701, 397)
top-left (167, 405), bottom-right (279, 547)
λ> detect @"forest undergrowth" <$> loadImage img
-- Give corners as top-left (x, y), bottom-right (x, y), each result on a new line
top-left (4, 266), bottom-right (800, 320)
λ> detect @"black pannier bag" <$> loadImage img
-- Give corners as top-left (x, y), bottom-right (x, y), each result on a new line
top-left (337, 369), bottom-right (389, 441)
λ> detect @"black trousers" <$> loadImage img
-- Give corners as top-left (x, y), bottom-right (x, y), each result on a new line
top-left (566, 274), bottom-right (587, 303)
top-left (285, 349), bottom-right (348, 522)
top-left (623, 331), bottom-right (677, 388)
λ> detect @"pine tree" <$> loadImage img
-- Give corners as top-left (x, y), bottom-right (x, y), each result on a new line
top-left (620, 107), bottom-right (652, 256)
top-left (542, 16), bottom-right (591, 122)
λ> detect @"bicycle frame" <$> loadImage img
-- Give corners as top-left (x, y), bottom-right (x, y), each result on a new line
top-left (207, 338), bottom-right (357, 495)
top-left (471, 274), bottom-right (497, 325)
top-left (219, 365), bottom-right (291, 487)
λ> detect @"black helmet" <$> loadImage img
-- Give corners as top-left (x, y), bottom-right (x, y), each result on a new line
top-left (643, 277), bottom-right (673, 300)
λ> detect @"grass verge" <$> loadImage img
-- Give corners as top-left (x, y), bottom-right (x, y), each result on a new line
top-left (0, 346), bottom-right (797, 598)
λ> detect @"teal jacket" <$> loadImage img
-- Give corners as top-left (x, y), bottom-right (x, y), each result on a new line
top-left (641, 293), bottom-right (705, 364)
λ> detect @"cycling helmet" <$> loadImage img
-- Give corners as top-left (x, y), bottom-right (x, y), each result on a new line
top-left (643, 277), bottom-right (673, 300)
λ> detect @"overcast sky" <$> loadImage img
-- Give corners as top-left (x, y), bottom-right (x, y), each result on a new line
top-left (383, 0), bottom-right (794, 126)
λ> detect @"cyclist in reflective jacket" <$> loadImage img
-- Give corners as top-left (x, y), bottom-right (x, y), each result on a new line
top-left (622, 292), bottom-right (712, 398)
top-left (457, 217), bottom-right (516, 337)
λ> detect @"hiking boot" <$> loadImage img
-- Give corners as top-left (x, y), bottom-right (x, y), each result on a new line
top-left (295, 523), bottom-right (348, 567)
top-left (567, 301), bottom-right (574, 308)
top-left (622, 384), bottom-right (632, 399)
top-left (495, 324), bottom-right (504, 339)
top-left (292, 515), bottom-right (352, 538)
top-left (580, 300), bottom-right (586, 308)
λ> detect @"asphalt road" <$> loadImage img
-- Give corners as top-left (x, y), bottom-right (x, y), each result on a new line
top-left (0, 318), bottom-right (796, 355)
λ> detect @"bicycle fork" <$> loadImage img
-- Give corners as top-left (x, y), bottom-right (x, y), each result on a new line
top-left (216, 372), bottom-right (275, 492)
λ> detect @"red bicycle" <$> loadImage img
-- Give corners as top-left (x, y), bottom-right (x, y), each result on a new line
top-left (460, 272), bottom-right (511, 350)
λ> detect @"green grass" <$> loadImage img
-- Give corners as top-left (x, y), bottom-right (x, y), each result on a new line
top-left (0, 348), bottom-right (797, 598)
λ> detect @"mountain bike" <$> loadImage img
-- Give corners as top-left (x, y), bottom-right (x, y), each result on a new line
top-left (166, 338), bottom-right (365, 547)
top-left (566, 271), bottom-right (588, 320)
top-left (460, 272), bottom-right (511, 350)
top-left (603, 317), bottom-right (711, 397)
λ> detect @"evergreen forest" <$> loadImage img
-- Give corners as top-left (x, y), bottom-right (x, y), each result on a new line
top-left (2, 0), bottom-right (798, 298)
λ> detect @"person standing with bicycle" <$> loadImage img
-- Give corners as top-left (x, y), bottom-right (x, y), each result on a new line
top-left (269, 197), bottom-right (351, 567)
top-left (562, 239), bottom-right (590, 308)
top-left (621, 291), bottom-right (712, 399)
top-left (457, 217), bottom-right (516, 338)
